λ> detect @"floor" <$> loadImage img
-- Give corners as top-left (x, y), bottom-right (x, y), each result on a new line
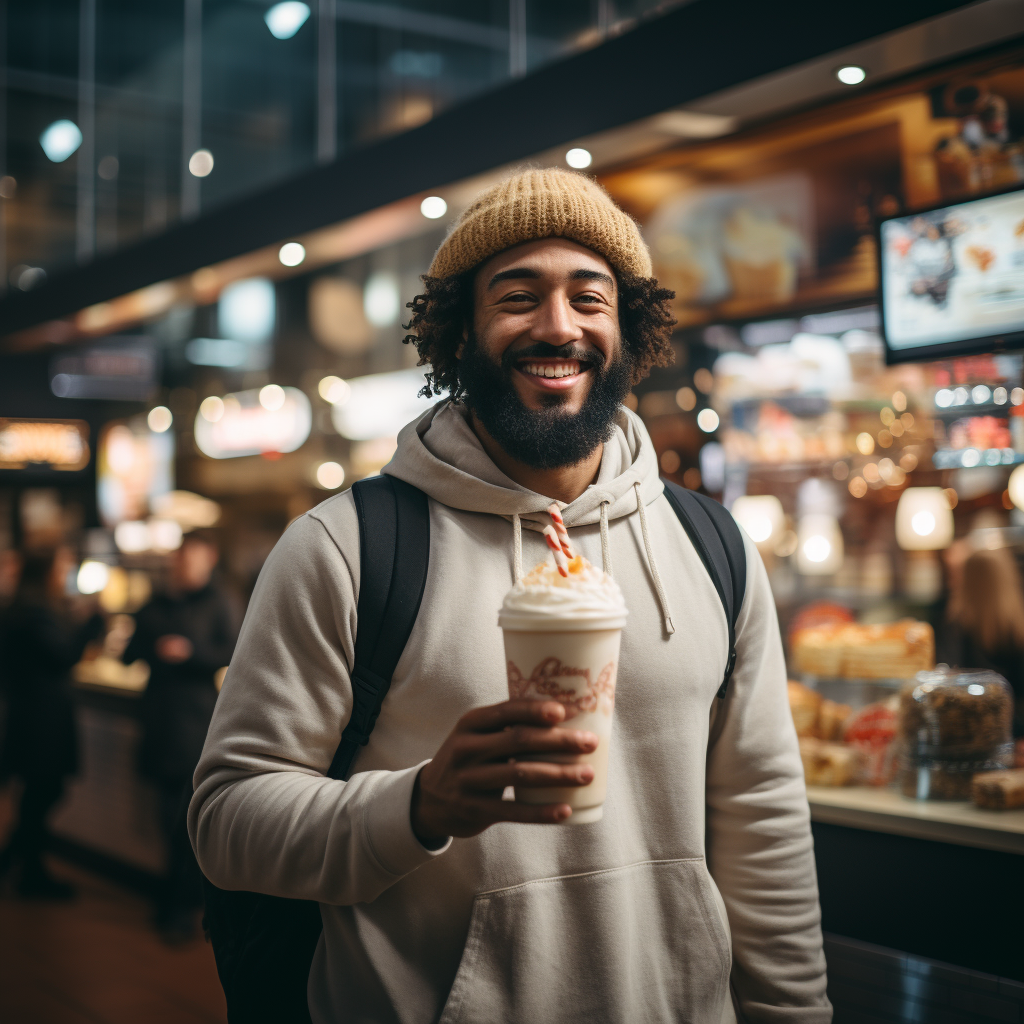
top-left (0, 858), bottom-right (227, 1024)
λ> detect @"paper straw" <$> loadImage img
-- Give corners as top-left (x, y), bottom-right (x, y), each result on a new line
top-left (543, 525), bottom-right (569, 577)
top-left (547, 503), bottom-right (574, 558)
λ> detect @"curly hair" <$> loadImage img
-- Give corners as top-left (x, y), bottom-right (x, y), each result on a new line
top-left (402, 271), bottom-right (676, 399)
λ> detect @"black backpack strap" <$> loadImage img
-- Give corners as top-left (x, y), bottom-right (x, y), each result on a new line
top-left (327, 475), bottom-right (430, 780)
top-left (662, 480), bottom-right (747, 699)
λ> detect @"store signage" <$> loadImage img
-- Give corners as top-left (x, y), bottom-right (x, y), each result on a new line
top-left (0, 418), bottom-right (90, 470)
top-left (194, 386), bottom-right (311, 458)
top-left (50, 339), bottom-right (158, 401)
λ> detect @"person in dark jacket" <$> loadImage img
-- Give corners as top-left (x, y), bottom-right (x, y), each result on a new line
top-left (124, 530), bottom-right (237, 939)
top-left (0, 547), bottom-right (103, 899)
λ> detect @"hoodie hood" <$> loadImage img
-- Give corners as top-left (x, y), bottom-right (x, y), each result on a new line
top-left (383, 401), bottom-right (664, 532)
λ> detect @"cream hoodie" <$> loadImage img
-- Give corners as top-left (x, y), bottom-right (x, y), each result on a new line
top-left (190, 403), bottom-right (831, 1024)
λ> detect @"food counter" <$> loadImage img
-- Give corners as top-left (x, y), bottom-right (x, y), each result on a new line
top-left (807, 783), bottom-right (1024, 854)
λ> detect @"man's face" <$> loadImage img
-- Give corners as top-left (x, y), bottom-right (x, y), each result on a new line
top-left (460, 238), bottom-right (632, 469)
top-left (471, 238), bottom-right (621, 414)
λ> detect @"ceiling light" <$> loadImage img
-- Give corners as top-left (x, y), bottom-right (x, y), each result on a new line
top-left (836, 65), bottom-right (866, 86)
top-left (318, 375), bottom-right (351, 404)
top-left (147, 406), bottom-right (173, 433)
top-left (200, 396), bottom-right (225, 422)
top-left (77, 560), bottom-right (110, 595)
top-left (279, 241), bottom-right (305, 266)
top-left (565, 148), bottom-right (592, 169)
top-left (420, 196), bottom-right (447, 219)
top-left (696, 408), bottom-right (719, 433)
top-left (316, 461), bottom-right (345, 489)
top-left (264, 1), bottom-right (310, 39)
top-left (189, 149), bottom-right (214, 177)
top-left (259, 384), bottom-right (286, 411)
top-left (895, 488), bottom-right (954, 551)
top-left (731, 495), bottom-right (784, 547)
top-left (40, 120), bottom-right (83, 163)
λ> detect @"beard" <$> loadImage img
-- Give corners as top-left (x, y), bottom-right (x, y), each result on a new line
top-left (458, 333), bottom-right (633, 470)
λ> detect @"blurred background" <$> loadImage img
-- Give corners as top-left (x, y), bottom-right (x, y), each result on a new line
top-left (3, 2), bottom-right (1024, 1022)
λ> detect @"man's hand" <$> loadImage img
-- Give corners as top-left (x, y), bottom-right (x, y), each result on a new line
top-left (411, 699), bottom-right (597, 845)
top-left (155, 634), bottom-right (193, 663)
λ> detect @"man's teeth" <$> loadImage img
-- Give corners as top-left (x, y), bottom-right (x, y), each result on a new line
top-left (521, 361), bottom-right (582, 379)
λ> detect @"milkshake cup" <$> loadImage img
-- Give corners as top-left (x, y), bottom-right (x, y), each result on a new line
top-left (498, 547), bottom-right (627, 824)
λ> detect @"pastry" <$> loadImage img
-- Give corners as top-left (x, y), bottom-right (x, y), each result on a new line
top-left (791, 620), bottom-right (934, 680)
top-left (972, 769), bottom-right (1024, 810)
top-left (799, 737), bottom-right (861, 786)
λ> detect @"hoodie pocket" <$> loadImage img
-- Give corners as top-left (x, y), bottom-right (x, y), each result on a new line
top-left (437, 857), bottom-right (731, 1024)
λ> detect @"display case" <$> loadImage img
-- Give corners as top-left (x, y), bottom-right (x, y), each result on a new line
top-left (898, 668), bottom-right (1014, 799)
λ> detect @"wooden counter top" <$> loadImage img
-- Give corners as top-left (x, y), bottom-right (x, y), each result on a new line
top-left (806, 785), bottom-right (1024, 855)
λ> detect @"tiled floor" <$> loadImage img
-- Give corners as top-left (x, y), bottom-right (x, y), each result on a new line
top-left (0, 859), bottom-right (226, 1024)
top-left (825, 933), bottom-right (1024, 1024)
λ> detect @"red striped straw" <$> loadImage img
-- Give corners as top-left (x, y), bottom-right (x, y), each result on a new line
top-left (543, 525), bottom-right (570, 577)
top-left (547, 503), bottom-right (574, 558)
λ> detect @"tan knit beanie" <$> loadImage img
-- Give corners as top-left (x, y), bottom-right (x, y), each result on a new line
top-left (428, 167), bottom-right (653, 281)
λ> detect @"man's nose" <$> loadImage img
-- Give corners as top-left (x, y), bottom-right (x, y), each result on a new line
top-left (529, 293), bottom-right (583, 346)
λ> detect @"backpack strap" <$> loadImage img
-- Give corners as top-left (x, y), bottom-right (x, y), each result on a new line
top-left (661, 480), bottom-right (747, 699)
top-left (327, 475), bottom-right (430, 780)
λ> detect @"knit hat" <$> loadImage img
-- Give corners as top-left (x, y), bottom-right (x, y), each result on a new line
top-left (428, 167), bottom-right (653, 281)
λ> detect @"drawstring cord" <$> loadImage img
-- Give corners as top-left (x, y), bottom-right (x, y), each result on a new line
top-left (599, 501), bottom-right (612, 577)
top-left (512, 512), bottom-right (523, 582)
top-left (635, 483), bottom-right (675, 635)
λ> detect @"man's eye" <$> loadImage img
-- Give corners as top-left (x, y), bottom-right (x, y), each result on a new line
top-left (502, 292), bottom-right (535, 303)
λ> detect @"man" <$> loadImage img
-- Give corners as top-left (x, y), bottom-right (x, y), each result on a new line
top-left (128, 530), bottom-right (237, 939)
top-left (191, 168), bottom-right (831, 1022)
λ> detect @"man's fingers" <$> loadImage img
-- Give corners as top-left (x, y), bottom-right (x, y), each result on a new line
top-left (459, 796), bottom-right (575, 827)
top-left (461, 761), bottom-right (595, 792)
top-left (458, 699), bottom-right (566, 734)
top-left (454, 725), bottom-right (598, 765)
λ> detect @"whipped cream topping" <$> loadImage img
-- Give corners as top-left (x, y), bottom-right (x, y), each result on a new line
top-left (501, 555), bottom-right (627, 624)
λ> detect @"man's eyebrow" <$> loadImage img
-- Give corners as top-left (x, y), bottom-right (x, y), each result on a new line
top-left (570, 268), bottom-right (615, 286)
top-left (487, 267), bottom-right (541, 288)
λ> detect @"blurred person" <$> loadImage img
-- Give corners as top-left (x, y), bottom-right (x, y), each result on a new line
top-left (942, 546), bottom-right (1024, 737)
top-left (191, 169), bottom-right (831, 1023)
top-left (125, 530), bottom-right (237, 940)
top-left (0, 547), bottom-right (103, 899)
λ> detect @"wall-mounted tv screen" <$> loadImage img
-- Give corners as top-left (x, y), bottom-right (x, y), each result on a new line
top-left (878, 187), bottom-right (1024, 364)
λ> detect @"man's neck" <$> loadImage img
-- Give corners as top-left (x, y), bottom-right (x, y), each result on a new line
top-left (468, 411), bottom-right (603, 505)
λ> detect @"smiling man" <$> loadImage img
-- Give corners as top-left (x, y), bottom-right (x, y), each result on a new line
top-left (191, 168), bottom-right (831, 1023)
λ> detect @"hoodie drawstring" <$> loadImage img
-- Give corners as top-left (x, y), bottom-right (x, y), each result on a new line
top-left (634, 482), bottom-right (675, 635)
top-left (599, 501), bottom-right (612, 577)
top-left (512, 513), bottom-right (523, 582)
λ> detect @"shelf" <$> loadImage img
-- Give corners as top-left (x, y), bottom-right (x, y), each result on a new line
top-left (807, 785), bottom-right (1024, 855)
top-left (931, 447), bottom-right (1022, 469)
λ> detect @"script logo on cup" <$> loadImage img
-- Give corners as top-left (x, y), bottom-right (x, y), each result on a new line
top-left (506, 657), bottom-right (616, 719)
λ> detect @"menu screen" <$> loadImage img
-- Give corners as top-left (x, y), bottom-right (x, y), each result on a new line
top-left (879, 188), bottom-right (1024, 362)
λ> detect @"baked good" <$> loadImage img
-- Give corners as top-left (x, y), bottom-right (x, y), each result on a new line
top-left (899, 672), bottom-right (1012, 757)
top-left (799, 737), bottom-right (861, 786)
top-left (972, 769), bottom-right (1024, 810)
top-left (787, 681), bottom-right (851, 740)
top-left (787, 681), bottom-right (821, 738)
top-left (818, 699), bottom-right (852, 742)
top-left (791, 620), bottom-right (934, 680)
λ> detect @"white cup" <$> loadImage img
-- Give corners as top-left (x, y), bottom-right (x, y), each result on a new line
top-left (499, 608), bottom-right (625, 824)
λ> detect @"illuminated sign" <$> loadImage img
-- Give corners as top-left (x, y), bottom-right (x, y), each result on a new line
top-left (0, 418), bottom-right (90, 470)
top-left (194, 385), bottom-right (311, 459)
